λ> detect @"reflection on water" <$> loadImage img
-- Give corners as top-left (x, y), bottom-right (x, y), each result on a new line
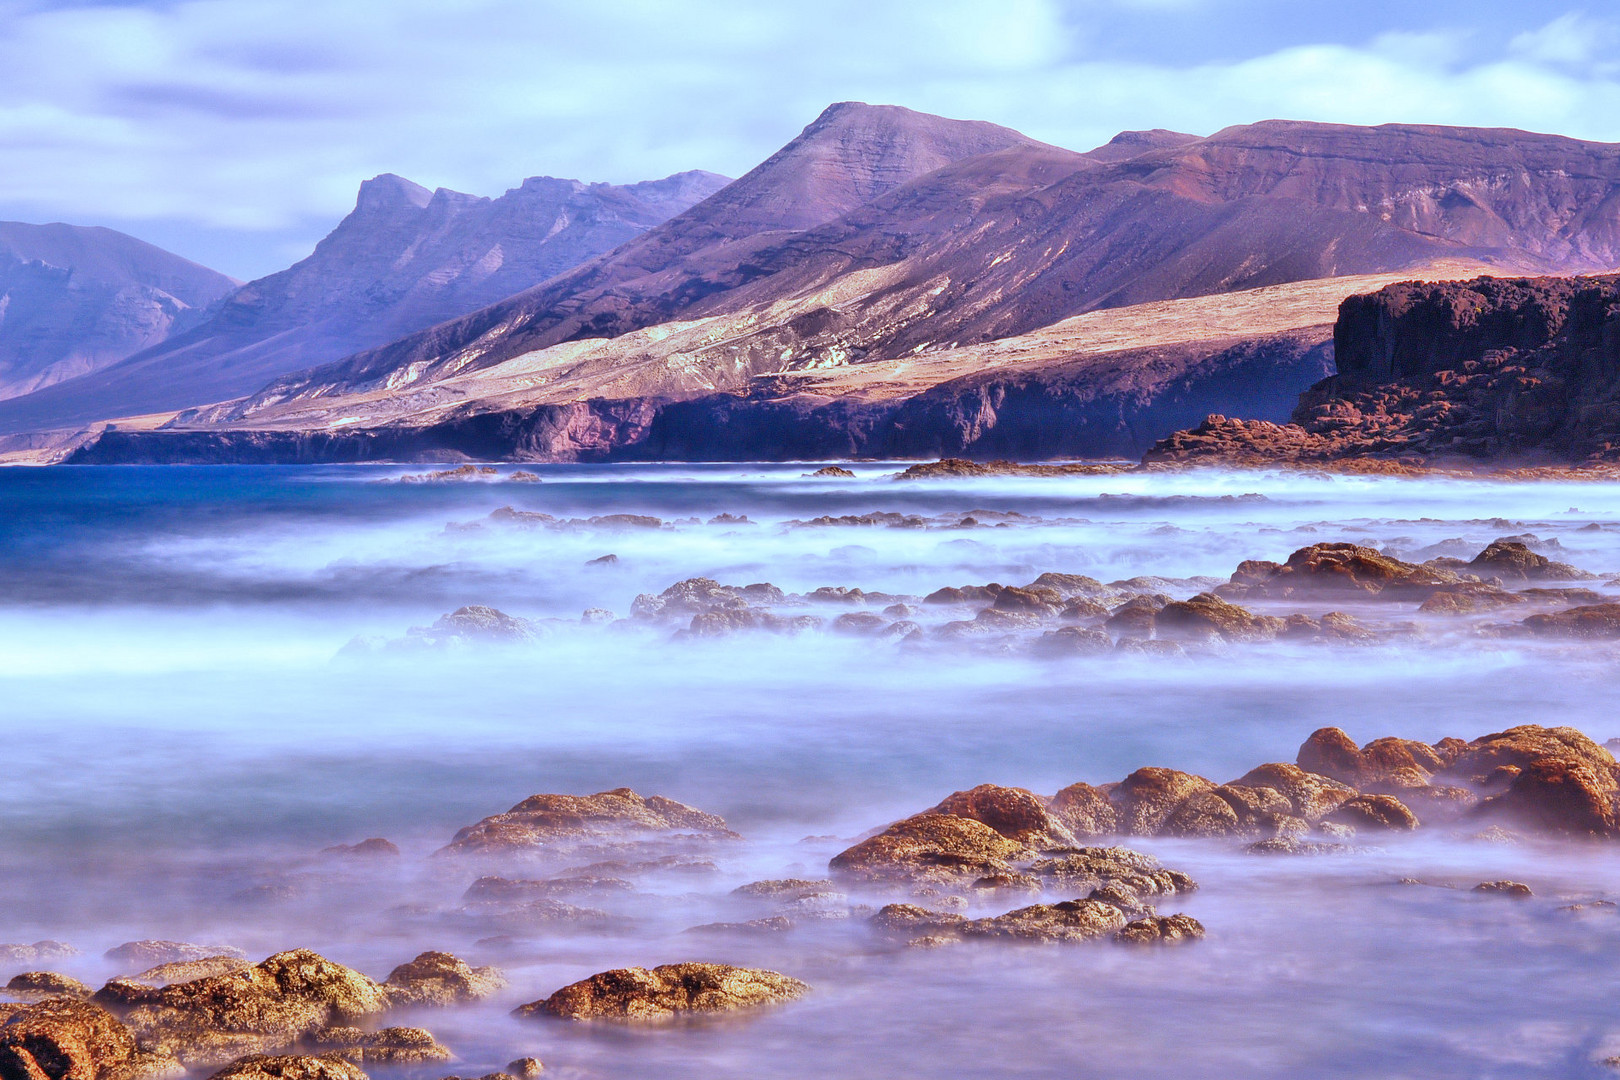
top-left (3, 464), bottom-right (1620, 1078)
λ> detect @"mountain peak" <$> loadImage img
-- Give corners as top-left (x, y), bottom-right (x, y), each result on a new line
top-left (355, 174), bottom-right (433, 214)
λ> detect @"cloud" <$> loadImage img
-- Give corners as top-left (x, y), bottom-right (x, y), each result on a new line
top-left (0, 0), bottom-right (1614, 279)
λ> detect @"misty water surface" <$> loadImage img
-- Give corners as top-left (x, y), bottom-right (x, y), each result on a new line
top-left (3, 463), bottom-right (1620, 1079)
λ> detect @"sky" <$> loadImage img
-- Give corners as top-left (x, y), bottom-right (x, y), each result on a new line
top-left (3, 0), bottom-right (1620, 280)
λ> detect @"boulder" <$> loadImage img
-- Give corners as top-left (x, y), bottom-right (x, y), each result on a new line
top-left (1234, 543), bottom-right (1458, 599)
top-left (991, 587), bottom-right (1063, 617)
top-left (1114, 914), bottom-right (1206, 945)
top-left (1440, 725), bottom-right (1619, 787)
top-left (4, 973), bottom-right (93, 1000)
top-left (1473, 881), bottom-right (1533, 897)
top-left (1047, 783), bottom-right (1119, 839)
top-left (440, 788), bottom-right (735, 855)
top-left (1477, 757), bottom-right (1620, 837)
top-left (1108, 768), bottom-right (1218, 835)
top-left (869, 905), bottom-right (966, 937)
top-left (206, 1056), bottom-right (367, 1080)
top-left (318, 840), bottom-right (398, 859)
top-left (1033, 626), bottom-right (1112, 655)
top-left (302, 1027), bottom-right (450, 1064)
top-left (927, 786), bottom-right (1077, 849)
top-left (1212, 783), bottom-right (1299, 836)
top-left (1027, 847), bottom-right (1196, 898)
top-left (383, 953), bottom-right (505, 1007)
top-left (1230, 763), bottom-right (1356, 820)
top-left (1154, 594), bottom-right (1283, 643)
top-left (0, 997), bottom-right (162, 1080)
top-left (957, 898), bottom-right (1131, 942)
top-left (1520, 603), bottom-right (1620, 639)
top-left (828, 813), bottom-right (1033, 885)
top-left (516, 964), bottom-right (807, 1021)
top-left (1325, 794), bottom-right (1419, 831)
top-left (409, 607), bottom-right (538, 645)
top-left (100, 950), bottom-right (392, 1068)
top-left (1296, 727), bottom-right (1437, 791)
top-left (1104, 595), bottom-right (1166, 639)
top-left (1468, 540), bottom-right (1594, 582)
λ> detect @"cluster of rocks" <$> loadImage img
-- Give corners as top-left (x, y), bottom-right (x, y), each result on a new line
top-left (360, 534), bottom-right (1613, 658)
top-left (0, 947), bottom-right (512, 1080)
top-left (513, 964), bottom-right (808, 1022)
top-left (384, 465), bottom-right (541, 484)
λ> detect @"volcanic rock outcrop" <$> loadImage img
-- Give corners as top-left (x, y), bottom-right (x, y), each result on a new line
top-left (1149, 275), bottom-right (1620, 466)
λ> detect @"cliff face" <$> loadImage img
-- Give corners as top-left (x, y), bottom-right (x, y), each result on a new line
top-left (68, 331), bottom-right (1330, 464)
top-left (1148, 275), bottom-right (1620, 465)
top-left (0, 223), bottom-right (236, 401)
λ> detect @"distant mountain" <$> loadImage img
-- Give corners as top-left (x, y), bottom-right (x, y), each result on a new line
top-left (0, 168), bottom-right (729, 429)
top-left (209, 114), bottom-right (1620, 435)
top-left (0, 223), bottom-right (236, 401)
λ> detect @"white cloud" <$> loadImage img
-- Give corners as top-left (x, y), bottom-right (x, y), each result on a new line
top-left (0, 1), bottom-right (1615, 278)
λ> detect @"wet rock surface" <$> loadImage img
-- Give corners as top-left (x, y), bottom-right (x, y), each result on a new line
top-left (515, 964), bottom-right (809, 1021)
top-left (441, 789), bottom-right (736, 855)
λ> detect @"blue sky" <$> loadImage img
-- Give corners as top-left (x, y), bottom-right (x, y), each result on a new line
top-left (2, 0), bottom-right (1617, 279)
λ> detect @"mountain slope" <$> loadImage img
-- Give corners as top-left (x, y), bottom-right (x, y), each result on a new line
top-left (0, 168), bottom-right (729, 429)
top-left (0, 223), bottom-right (236, 400)
top-left (212, 115), bottom-right (1620, 433)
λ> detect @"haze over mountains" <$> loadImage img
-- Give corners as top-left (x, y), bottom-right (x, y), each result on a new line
top-left (0, 223), bottom-right (236, 402)
top-left (11, 101), bottom-right (1620, 462)
top-left (0, 169), bottom-right (729, 431)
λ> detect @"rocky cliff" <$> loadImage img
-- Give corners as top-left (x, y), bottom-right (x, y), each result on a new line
top-left (1147, 274), bottom-right (1620, 466)
top-left (0, 223), bottom-right (236, 401)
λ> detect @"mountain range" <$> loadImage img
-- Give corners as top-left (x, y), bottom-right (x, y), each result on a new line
top-left (11, 101), bottom-right (1620, 463)
top-left (0, 223), bottom-right (236, 402)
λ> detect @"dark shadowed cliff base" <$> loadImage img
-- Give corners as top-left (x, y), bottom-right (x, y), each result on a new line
top-left (1147, 275), bottom-right (1620, 471)
top-left (66, 333), bottom-right (1330, 464)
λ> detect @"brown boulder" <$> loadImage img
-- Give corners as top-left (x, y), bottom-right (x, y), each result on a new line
top-left (517, 963), bottom-right (807, 1021)
top-left (0, 997), bottom-right (159, 1080)
top-left (104, 944), bottom-right (244, 971)
top-left (828, 813), bottom-right (1033, 885)
top-left (991, 587), bottom-right (1063, 616)
top-left (869, 905), bottom-right (967, 937)
top-left (1033, 626), bottom-right (1112, 655)
top-left (1154, 593), bottom-right (1282, 643)
top-left (1473, 881), bottom-right (1533, 897)
top-left (1441, 725), bottom-right (1619, 786)
top-left (928, 786), bottom-right (1077, 849)
top-left (1114, 914), bottom-right (1206, 945)
top-left (302, 1027), bottom-right (449, 1065)
top-left (958, 898), bottom-right (1131, 943)
top-left (1212, 784), bottom-right (1301, 835)
top-left (440, 788), bottom-right (735, 855)
top-left (1296, 727), bottom-right (1436, 791)
top-left (1048, 783), bottom-right (1119, 839)
top-left (1028, 847), bottom-right (1196, 898)
top-left (383, 953), bottom-right (505, 1007)
top-left (102, 950), bottom-right (393, 1068)
top-left (4, 974), bottom-right (93, 1000)
top-left (1325, 794), bottom-right (1419, 831)
top-left (1160, 791), bottom-right (1244, 837)
top-left (1109, 768), bottom-right (1218, 835)
top-left (1519, 603), bottom-right (1620, 639)
top-left (1103, 595), bottom-right (1167, 638)
top-left (1477, 757), bottom-right (1620, 837)
top-left (1236, 543), bottom-right (1458, 599)
top-left (1468, 540), bottom-right (1594, 582)
top-left (206, 1056), bottom-right (367, 1080)
top-left (1231, 763), bottom-right (1356, 820)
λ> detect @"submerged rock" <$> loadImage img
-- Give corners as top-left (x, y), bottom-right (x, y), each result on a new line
top-left (383, 953), bottom-right (505, 1007)
top-left (441, 788), bottom-right (735, 855)
top-left (405, 606), bottom-right (539, 646)
top-left (1473, 881), bottom-right (1533, 897)
top-left (515, 964), bottom-right (808, 1021)
top-left (1224, 543), bottom-right (1458, 600)
top-left (318, 839), bottom-right (399, 859)
top-left (1520, 603), bottom-right (1620, 639)
top-left (1467, 540), bottom-right (1593, 582)
top-left (1114, 914), bottom-right (1207, 945)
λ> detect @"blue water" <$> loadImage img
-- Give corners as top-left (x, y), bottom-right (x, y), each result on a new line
top-left (3, 463), bottom-right (1620, 1078)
